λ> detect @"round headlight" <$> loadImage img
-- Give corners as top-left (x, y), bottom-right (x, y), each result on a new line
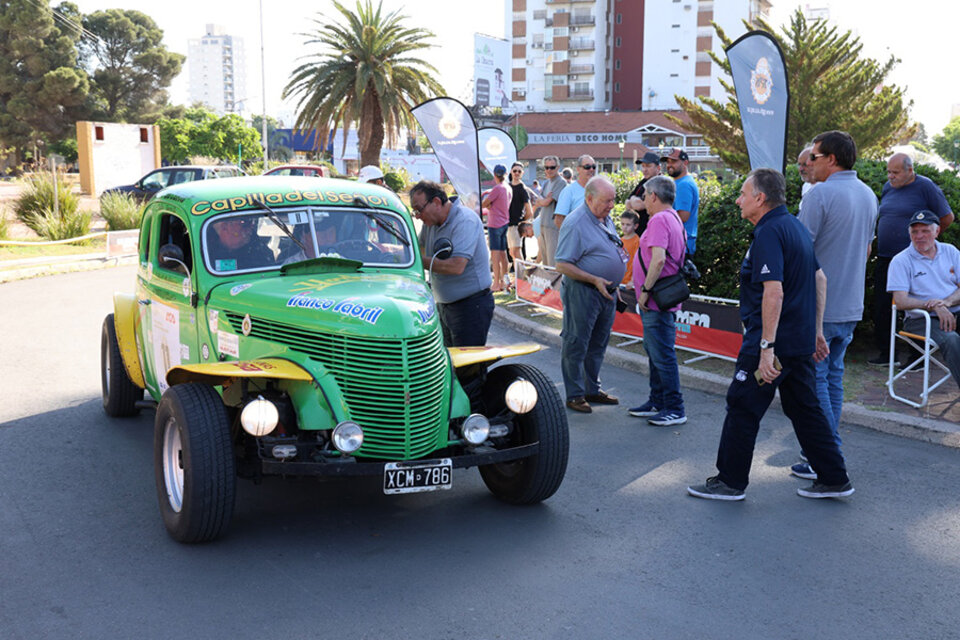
top-left (461, 413), bottom-right (490, 445)
top-left (332, 421), bottom-right (364, 453)
top-left (240, 396), bottom-right (279, 436)
top-left (505, 378), bottom-right (538, 414)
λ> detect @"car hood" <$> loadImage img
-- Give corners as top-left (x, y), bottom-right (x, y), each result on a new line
top-left (207, 272), bottom-right (438, 340)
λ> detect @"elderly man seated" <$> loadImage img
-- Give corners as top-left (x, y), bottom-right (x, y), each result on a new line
top-left (887, 209), bottom-right (960, 387)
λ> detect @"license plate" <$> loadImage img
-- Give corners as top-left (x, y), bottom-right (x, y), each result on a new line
top-left (383, 459), bottom-right (453, 494)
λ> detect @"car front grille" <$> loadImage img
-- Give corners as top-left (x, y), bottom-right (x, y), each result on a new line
top-left (224, 313), bottom-right (448, 459)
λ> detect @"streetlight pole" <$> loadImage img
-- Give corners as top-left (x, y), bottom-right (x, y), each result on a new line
top-left (618, 138), bottom-right (625, 172)
top-left (259, 0), bottom-right (268, 168)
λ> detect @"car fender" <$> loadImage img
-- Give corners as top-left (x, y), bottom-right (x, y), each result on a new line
top-left (166, 358), bottom-right (315, 387)
top-left (448, 343), bottom-right (542, 369)
top-left (112, 292), bottom-right (146, 389)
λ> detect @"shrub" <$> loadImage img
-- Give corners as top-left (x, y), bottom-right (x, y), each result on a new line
top-left (24, 207), bottom-right (92, 241)
top-left (0, 209), bottom-right (9, 239)
top-left (14, 173), bottom-right (80, 229)
top-left (99, 192), bottom-right (144, 230)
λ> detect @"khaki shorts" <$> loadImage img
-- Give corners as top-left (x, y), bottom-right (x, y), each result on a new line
top-left (506, 225), bottom-right (521, 249)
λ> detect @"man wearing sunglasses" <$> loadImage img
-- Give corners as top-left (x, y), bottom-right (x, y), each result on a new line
top-left (534, 155), bottom-right (566, 266)
top-left (555, 176), bottom-right (627, 414)
top-left (553, 154), bottom-right (597, 229)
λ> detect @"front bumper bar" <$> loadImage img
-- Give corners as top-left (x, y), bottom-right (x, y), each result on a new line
top-left (259, 442), bottom-right (539, 477)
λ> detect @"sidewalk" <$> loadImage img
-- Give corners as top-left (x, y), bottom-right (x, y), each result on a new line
top-left (493, 296), bottom-right (960, 449)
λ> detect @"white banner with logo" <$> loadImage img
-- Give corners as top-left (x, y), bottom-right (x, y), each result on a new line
top-left (411, 97), bottom-right (481, 213)
top-left (477, 127), bottom-right (517, 173)
top-left (473, 34), bottom-right (511, 110)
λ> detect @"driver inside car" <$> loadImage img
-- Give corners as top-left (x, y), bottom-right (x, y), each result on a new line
top-left (282, 215), bottom-right (339, 265)
top-left (208, 216), bottom-right (275, 271)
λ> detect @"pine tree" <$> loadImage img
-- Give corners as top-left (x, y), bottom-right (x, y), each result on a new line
top-left (669, 8), bottom-right (913, 173)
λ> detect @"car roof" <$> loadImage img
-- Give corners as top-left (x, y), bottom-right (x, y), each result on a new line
top-left (152, 175), bottom-right (406, 222)
top-left (155, 165), bottom-right (241, 171)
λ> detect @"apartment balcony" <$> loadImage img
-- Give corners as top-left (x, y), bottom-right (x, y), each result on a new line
top-left (569, 38), bottom-right (595, 50)
top-left (569, 63), bottom-right (595, 74)
top-left (545, 85), bottom-right (595, 102)
top-left (533, 9), bottom-right (546, 19)
top-left (571, 15), bottom-right (596, 25)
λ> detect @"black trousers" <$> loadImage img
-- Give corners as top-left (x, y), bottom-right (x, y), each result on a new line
top-left (716, 351), bottom-right (850, 490)
top-left (437, 289), bottom-right (494, 347)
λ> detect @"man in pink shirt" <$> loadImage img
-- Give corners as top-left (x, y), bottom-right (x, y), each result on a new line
top-left (630, 175), bottom-right (688, 426)
top-left (482, 164), bottom-right (512, 291)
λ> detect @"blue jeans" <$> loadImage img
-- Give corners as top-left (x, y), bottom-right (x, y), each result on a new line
top-left (560, 278), bottom-right (615, 400)
top-left (640, 308), bottom-right (684, 412)
top-left (815, 321), bottom-right (856, 445)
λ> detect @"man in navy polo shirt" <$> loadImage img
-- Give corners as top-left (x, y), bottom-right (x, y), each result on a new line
top-left (687, 169), bottom-right (854, 501)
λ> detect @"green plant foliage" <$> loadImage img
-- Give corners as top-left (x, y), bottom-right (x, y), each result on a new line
top-left (605, 168), bottom-right (641, 204)
top-left (931, 117), bottom-right (960, 166)
top-left (157, 107), bottom-right (262, 164)
top-left (98, 191), bottom-right (143, 230)
top-left (14, 173), bottom-right (80, 228)
top-left (283, 0), bottom-right (445, 168)
top-left (25, 207), bottom-right (92, 241)
top-left (0, 209), bottom-right (9, 239)
top-left (383, 168), bottom-right (408, 192)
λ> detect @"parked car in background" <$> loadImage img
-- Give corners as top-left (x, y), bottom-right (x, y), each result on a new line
top-left (263, 164), bottom-right (326, 178)
top-left (101, 165), bottom-right (245, 203)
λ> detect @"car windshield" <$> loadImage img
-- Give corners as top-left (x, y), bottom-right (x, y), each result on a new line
top-left (202, 206), bottom-right (415, 275)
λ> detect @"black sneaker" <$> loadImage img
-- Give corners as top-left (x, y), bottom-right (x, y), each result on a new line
top-left (790, 462), bottom-right (817, 480)
top-left (797, 481), bottom-right (855, 499)
top-left (687, 476), bottom-right (745, 501)
top-left (867, 353), bottom-right (901, 367)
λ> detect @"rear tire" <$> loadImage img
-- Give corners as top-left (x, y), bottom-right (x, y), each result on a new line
top-left (479, 363), bottom-right (569, 504)
top-left (100, 314), bottom-right (142, 417)
top-left (154, 383), bottom-right (236, 543)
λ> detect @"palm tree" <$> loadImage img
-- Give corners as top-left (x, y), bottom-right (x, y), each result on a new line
top-left (283, 0), bottom-right (444, 169)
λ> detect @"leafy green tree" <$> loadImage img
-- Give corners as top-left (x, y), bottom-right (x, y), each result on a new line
top-left (670, 8), bottom-right (912, 172)
top-left (157, 106), bottom-right (262, 164)
top-left (932, 117), bottom-right (960, 167)
top-left (0, 0), bottom-right (90, 161)
top-left (283, 0), bottom-right (444, 167)
top-left (81, 9), bottom-right (184, 122)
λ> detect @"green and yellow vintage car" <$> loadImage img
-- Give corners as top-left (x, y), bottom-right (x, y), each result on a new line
top-left (100, 175), bottom-right (568, 543)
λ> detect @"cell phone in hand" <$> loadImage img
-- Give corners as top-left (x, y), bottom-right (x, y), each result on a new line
top-left (754, 356), bottom-right (782, 385)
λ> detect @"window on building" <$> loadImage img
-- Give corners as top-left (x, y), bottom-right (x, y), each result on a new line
top-left (553, 27), bottom-right (568, 37)
top-left (95, 126), bottom-right (104, 141)
top-left (139, 127), bottom-right (149, 143)
top-left (614, 59), bottom-right (621, 70)
top-left (615, 37), bottom-right (621, 47)
top-left (614, 82), bottom-right (620, 93)
top-left (616, 13), bottom-right (622, 24)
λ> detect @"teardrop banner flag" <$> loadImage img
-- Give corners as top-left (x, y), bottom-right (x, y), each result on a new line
top-left (725, 31), bottom-right (790, 173)
top-left (478, 127), bottom-right (517, 173)
top-left (411, 97), bottom-right (481, 214)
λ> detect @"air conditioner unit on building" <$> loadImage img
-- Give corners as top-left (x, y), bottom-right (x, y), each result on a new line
top-left (570, 75), bottom-right (579, 80)
top-left (526, 59), bottom-right (533, 65)
top-left (527, 105), bottom-right (534, 111)
top-left (571, 26), bottom-right (578, 32)
top-left (571, 50), bottom-right (579, 56)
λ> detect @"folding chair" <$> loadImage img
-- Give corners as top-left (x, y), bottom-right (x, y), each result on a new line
top-left (887, 304), bottom-right (953, 408)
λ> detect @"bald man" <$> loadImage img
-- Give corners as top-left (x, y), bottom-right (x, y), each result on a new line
top-left (871, 153), bottom-right (954, 365)
top-left (555, 176), bottom-right (627, 413)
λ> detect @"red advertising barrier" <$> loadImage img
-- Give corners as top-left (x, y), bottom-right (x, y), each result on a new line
top-left (513, 260), bottom-right (743, 361)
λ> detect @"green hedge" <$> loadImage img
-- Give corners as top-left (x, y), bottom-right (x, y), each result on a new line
top-left (691, 159), bottom-right (960, 340)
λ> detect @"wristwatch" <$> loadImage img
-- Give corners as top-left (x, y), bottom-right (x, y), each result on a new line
top-left (641, 285), bottom-right (652, 293)
top-left (760, 339), bottom-right (775, 350)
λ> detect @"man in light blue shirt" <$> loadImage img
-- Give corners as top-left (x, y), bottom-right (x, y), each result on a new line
top-left (553, 154), bottom-right (596, 228)
top-left (662, 148), bottom-right (699, 255)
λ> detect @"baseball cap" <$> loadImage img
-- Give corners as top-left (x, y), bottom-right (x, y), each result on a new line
top-left (358, 165), bottom-right (384, 183)
top-left (635, 151), bottom-right (661, 165)
top-left (908, 210), bottom-right (939, 226)
top-left (493, 164), bottom-right (507, 176)
top-left (660, 148), bottom-right (689, 162)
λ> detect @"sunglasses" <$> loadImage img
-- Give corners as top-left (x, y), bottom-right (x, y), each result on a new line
top-left (511, 169), bottom-right (523, 173)
top-left (580, 164), bottom-right (597, 170)
top-left (544, 165), bottom-right (557, 170)
top-left (808, 152), bottom-right (828, 162)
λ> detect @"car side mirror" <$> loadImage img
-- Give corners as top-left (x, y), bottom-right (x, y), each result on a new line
top-left (159, 243), bottom-right (189, 275)
top-left (432, 238), bottom-right (453, 261)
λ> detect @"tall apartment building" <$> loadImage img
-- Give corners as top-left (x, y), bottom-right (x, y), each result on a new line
top-left (507, 0), bottom-right (771, 113)
top-left (187, 24), bottom-right (248, 115)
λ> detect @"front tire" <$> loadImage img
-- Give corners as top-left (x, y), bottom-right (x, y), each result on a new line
top-left (479, 363), bottom-right (569, 504)
top-left (100, 314), bottom-right (142, 417)
top-left (154, 383), bottom-right (236, 543)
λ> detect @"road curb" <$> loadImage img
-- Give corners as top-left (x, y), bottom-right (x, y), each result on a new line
top-left (494, 304), bottom-right (960, 449)
top-left (0, 254), bottom-right (138, 283)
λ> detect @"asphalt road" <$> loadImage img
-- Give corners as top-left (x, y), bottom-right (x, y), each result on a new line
top-left (1, 266), bottom-right (959, 639)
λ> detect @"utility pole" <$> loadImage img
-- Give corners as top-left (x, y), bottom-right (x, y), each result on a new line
top-left (259, 0), bottom-right (268, 168)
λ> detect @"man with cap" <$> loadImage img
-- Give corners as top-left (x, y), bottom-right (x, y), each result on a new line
top-left (624, 151), bottom-right (662, 236)
top-left (661, 148), bottom-right (700, 256)
top-left (358, 165), bottom-right (386, 187)
top-left (886, 209), bottom-right (960, 388)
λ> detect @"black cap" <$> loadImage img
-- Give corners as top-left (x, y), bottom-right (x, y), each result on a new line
top-left (635, 151), bottom-right (660, 165)
top-left (908, 210), bottom-right (939, 226)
